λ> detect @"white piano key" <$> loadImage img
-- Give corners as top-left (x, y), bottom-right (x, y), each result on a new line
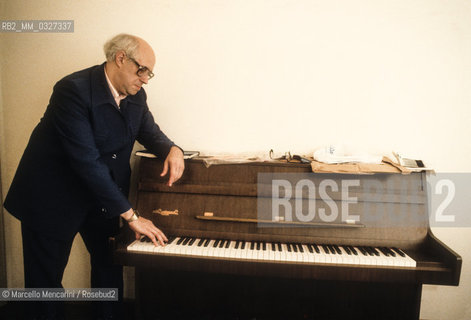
top-left (380, 248), bottom-right (399, 267)
top-left (127, 240), bottom-right (139, 251)
top-left (338, 246), bottom-right (355, 265)
top-left (320, 246), bottom-right (333, 264)
top-left (235, 241), bottom-right (243, 259)
top-left (393, 248), bottom-right (416, 267)
top-left (221, 240), bottom-right (231, 258)
top-left (203, 239), bottom-right (216, 257)
top-left (226, 241), bottom-right (236, 258)
top-left (292, 244), bottom-right (303, 262)
top-left (267, 243), bottom-right (276, 261)
top-left (312, 245), bottom-right (326, 264)
top-left (356, 247), bottom-right (375, 266)
top-left (372, 248), bottom-right (390, 266)
top-left (330, 245), bottom-right (343, 264)
top-left (241, 241), bottom-right (249, 258)
top-left (189, 238), bottom-right (203, 256)
top-left (301, 244), bottom-right (314, 263)
top-left (273, 244), bottom-right (281, 261)
top-left (345, 246), bottom-right (361, 265)
top-left (280, 243), bottom-right (288, 261)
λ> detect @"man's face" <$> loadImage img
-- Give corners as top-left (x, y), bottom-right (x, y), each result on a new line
top-left (117, 42), bottom-right (156, 96)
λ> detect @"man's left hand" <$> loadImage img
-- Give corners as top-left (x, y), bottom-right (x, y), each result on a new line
top-left (160, 146), bottom-right (185, 186)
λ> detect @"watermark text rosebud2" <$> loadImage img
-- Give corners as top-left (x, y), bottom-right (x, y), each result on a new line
top-left (0, 288), bottom-right (117, 301)
top-left (271, 179), bottom-right (360, 223)
top-left (257, 172), bottom-right (471, 228)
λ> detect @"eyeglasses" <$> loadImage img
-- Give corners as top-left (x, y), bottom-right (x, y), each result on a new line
top-left (128, 56), bottom-right (155, 80)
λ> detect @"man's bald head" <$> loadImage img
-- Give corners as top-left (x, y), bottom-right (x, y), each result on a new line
top-left (104, 34), bottom-right (156, 96)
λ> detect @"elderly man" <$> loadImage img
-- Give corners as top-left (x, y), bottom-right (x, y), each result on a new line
top-left (4, 34), bottom-right (183, 320)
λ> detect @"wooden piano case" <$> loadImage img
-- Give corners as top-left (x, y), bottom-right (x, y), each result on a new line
top-left (112, 157), bottom-right (461, 320)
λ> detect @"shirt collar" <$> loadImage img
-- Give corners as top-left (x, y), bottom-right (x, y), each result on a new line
top-left (104, 65), bottom-right (127, 108)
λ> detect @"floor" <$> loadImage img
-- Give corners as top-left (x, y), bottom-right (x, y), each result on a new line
top-left (0, 301), bottom-right (135, 320)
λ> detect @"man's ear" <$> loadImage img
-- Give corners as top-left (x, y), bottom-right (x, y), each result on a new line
top-left (115, 51), bottom-right (126, 67)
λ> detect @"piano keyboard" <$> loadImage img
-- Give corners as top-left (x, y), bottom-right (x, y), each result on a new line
top-left (127, 236), bottom-right (416, 267)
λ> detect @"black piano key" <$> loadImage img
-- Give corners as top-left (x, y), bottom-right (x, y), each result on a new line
top-left (166, 236), bottom-right (176, 244)
top-left (343, 246), bottom-right (352, 255)
top-left (349, 246), bottom-right (358, 255)
top-left (176, 237), bottom-right (185, 245)
top-left (328, 245), bottom-right (336, 255)
top-left (322, 245), bottom-right (330, 254)
top-left (358, 246), bottom-right (368, 256)
top-left (241, 241), bottom-right (246, 249)
top-left (188, 238), bottom-right (196, 246)
top-left (384, 247), bottom-right (396, 257)
top-left (262, 242), bottom-right (267, 251)
top-left (234, 240), bottom-right (240, 249)
top-left (369, 247), bottom-right (378, 256)
top-left (271, 243), bottom-right (276, 251)
top-left (392, 247), bottom-right (406, 257)
top-left (378, 247), bottom-right (391, 257)
top-left (297, 244), bottom-right (304, 253)
top-left (312, 244), bottom-right (320, 253)
top-left (197, 238), bottom-right (205, 246)
top-left (182, 237), bottom-right (191, 245)
top-left (203, 239), bottom-right (210, 247)
top-left (250, 242), bottom-right (255, 250)
top-left (225, 240), bottom-right (230, 249)
top-left (290, 244), bottom-right (297, 253)
top-left (307, 244), bottom-right (314, 253)
top-left (370, 247), bottom-right (380, 256)
top-left (333, 245), bottom-right (342, 255)
top-left (363, 247), bottom-right (374, 256)
top-left (287, 244), bottom-right (292, 252)
top-left (277, 243), bottom-right (282, 251)
top-left (218, 240), bottom-right (225, 248)
top-left (213, 239), bottom-right (220, 248)
top-left (256, 242), bottom-right (261, 251)
top-left (325, 245), bottom-right (332, 254)
top-left (140, 236), bottom-right (152, 243)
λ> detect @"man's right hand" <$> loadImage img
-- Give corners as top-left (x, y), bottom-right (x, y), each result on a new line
top-left (121, 209), bottom-right (167, 246)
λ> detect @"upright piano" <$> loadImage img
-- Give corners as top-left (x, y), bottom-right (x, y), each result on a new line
top-left (112, 157), bottom-right (461, 320)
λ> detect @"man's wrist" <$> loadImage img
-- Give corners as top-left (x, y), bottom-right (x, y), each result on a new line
top-left (171, 145), bottom-right (184, 155)
top-left (126, 210), bottom-right (140, 222)
top-left (121, 209), bottom-right (139, 222)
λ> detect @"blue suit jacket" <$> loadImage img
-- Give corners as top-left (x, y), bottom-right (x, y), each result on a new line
top-left (4, 63), bottom-right (177, 239)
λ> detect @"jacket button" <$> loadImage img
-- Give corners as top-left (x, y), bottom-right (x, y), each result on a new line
top-left (111, 154), bottom-right (117, 159)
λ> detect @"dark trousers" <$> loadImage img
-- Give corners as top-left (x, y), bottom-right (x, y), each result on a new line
top-left (21, 211), bottom-right (123, 320)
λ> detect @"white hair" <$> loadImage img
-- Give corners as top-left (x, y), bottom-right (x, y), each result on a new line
top-left (103, 33), bottom-right (140, 62)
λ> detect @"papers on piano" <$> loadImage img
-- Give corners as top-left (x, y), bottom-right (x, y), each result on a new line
top-left (314, 145), bottom-right (383, 164)
top-left (312, 145), bottom-right (433, 174)
top-left (392, 151), bottom-right (434, 172)
top-left (127, 236), bottom-right (416, 268)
